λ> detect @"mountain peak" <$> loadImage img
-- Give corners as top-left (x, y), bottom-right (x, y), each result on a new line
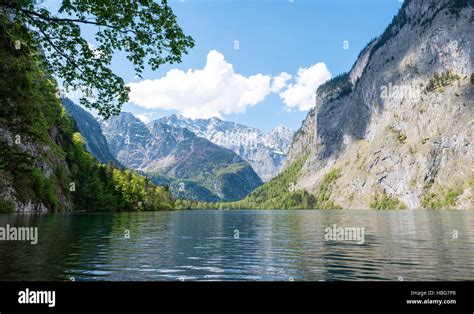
top-left (99, 112), bottom-right (262, 202)
top-left (271, 124), bottom-right (293, 133)
top-left (149, 120), bottom-right (196, 141)
top-left (156, 114), bottom-right (294, 181)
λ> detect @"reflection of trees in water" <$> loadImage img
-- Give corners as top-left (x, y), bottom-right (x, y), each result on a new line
top-left (0, 213), bottom-right (116, 280)
top-left (0, 214), bottom-right (74, 280)
top-left (1, 211), bottom-right (473, 281)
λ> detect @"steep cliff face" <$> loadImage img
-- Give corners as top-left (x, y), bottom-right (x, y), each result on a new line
top-left (62, 98), bottom-right (121, 166)
top-left (285, 0), bottom-right (474, 209)
top-left (0, 18), bottom-right (74, 212)
top-left (101, 112), bottom-right (152, 169)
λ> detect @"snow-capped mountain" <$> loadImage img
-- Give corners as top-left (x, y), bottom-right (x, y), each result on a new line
top-left (156, 114), bottom-right (294, 181)
top-left (101, 112), bottom-right (262, 202)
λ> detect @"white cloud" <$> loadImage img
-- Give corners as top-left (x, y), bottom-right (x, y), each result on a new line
top-left (279, 63), bottom-right (332, 111)
top-left (271, 72), bottom-right (292, 93)
top-left (128, 50), bottom-right (331, 117)
top-left (87, 42), bottom-right (104, 59)
top-left (136, 113), bottom-right (152, 124)
top-left (127, 50), bottom-right (272, 119)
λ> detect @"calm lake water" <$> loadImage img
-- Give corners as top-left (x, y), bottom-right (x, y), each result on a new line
top-left (0, 210), bottom-right (474, 281)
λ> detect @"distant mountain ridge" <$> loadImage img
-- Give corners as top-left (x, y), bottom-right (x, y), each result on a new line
top-left (62, 98), bottom-right (121, 166)
top-left (156, 114), bottom-right (294, 181)
top-left (101, 112), bottom-right (263, 202)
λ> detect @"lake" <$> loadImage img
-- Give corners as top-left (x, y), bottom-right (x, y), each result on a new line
top-left (0, 210), bottom-right (474, 281)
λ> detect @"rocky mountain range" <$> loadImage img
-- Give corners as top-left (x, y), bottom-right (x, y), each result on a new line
top-left (281, 0), bottom-right (473, 209)
top-left (101, 112), bottom-right (263, 202)
top-left (157, 114), bottom-right (294, 181)
top-left (62, 101), bottom-right (293, 202)
top-left (27, 0), bottom-right (472, 211)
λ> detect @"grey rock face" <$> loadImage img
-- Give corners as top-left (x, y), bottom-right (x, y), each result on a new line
top-left (101, 112), bottom-right (151, 169)
top-left (101, 113), bottom-right (263, 201)
top-left (157, 114), bottom-right (294, 181)
top-left (285, 0), bottom-right (474, 209)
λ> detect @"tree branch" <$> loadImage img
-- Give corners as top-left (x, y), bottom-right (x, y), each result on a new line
top-left (22, 10), bottom-right (89, 80)
top-left (1, 2), bottom-right (137, 35)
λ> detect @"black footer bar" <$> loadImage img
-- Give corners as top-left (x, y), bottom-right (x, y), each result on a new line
top-left (0, 281), bottom-right (473, 313)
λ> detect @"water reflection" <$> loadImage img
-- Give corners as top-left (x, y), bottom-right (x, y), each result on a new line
top-left (0, 210), bottom-right (473, 281)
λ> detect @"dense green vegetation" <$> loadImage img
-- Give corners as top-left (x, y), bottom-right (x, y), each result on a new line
top-left (3, 0), bottom-right (194, 118)
top-left (3, 1), bottom-right (471, 213)
top-left (0, 15), bottom-right (173, 212)
top-left (151, 175), bottom-right (221, 202)
top-left (175, 155), bottom-right (311, 209)
top-left (370, 193), bottom-right (406, 210)
top-left (313, 168), bottom-right (343, 210)
top-left (69, 133), bottom-right (173, 211)
top-left (147, 156), bottom-right (262, 203)
top-left (0, 199), bottom-right (15, 213)
top-left (176, 156), bottom-right (343, 210)
top-left (421, 188), bottom-right (462, 209)
top-left (235, 155), bottom-right (316, 209)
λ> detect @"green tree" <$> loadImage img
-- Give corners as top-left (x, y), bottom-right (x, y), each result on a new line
top-left (1, 0), bottom-right (194, 118)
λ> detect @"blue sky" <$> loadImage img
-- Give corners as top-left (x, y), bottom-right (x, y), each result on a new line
top-left (47, 0), bottom-right (403, 132)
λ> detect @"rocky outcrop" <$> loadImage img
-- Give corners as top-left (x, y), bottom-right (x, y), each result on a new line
top-left (284, 0), bottom-right (474, 209)
top-left (0, 120), bottom-right (74, 212)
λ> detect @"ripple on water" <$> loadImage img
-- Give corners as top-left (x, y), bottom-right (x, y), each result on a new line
top-left (1, 210), bottom-right (474, 281)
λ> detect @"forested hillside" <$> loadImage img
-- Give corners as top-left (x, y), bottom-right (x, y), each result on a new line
top-left (0, 16), bottom-right (173, 212)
